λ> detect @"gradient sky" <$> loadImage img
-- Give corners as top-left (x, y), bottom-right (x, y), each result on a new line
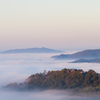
top-left (0, 0), bottom-right (100, 51)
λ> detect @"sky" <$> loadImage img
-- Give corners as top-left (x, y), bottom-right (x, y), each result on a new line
top-left (0, 0), bottom-right (100, 51)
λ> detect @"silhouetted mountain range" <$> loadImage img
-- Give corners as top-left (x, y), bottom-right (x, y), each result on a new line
top-left (0, 47), bottom-right (62, 54)
top-left (71, 58), bottom-right (100, 63)
top-left (52, 49), bottom-right (100, 60)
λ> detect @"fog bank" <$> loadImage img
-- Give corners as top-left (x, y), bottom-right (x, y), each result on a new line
top-left (0, 53), bottom-right (100, 87)
top-left (0, 89), bottom-right (100, 100)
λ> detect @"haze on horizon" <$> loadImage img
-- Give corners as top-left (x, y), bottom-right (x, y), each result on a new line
top-left (0, 0), bottom-right (100, 51)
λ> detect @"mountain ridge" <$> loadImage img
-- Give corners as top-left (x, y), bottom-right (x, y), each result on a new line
top-left (51, 49), bottom-right (100, 60)
top-left (70, 58), bottom-right (100, 63)
top-left (0, 47), bottom-right (62, 54)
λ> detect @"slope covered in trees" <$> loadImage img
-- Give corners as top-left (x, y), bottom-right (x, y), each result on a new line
top-left (5, 68), bottom-right (100, 91)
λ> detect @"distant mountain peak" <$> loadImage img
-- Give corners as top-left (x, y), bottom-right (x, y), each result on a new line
top-left (0, 47), bottom-right (62, 54)
top-left (71, 58), bottom-right (100, 63)
top-left (41, 47), bottom-right (45, 48)
top-left (52, 49), bottom-right (100, 60)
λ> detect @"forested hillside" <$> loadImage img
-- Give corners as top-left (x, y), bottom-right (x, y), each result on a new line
top-left (5, 68), bottom-right (100, 91)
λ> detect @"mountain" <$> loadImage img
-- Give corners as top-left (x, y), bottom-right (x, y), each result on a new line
top-left (0, 47), bottom-right (62, 54)
top-left (51, 49), bottom-right (100, 60)
top-left (70, 58), bottom-right (100, 63)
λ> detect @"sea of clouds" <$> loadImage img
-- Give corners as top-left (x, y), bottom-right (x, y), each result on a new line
top-left (0, 89), bottom-right (100, 100)
top-left (0, 53), bottom-right (100, 87)
top-left (0, 53), bottom-right (100, 100)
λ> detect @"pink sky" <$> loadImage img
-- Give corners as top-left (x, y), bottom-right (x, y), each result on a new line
top-left (0, 0), bottom-right (100, 51)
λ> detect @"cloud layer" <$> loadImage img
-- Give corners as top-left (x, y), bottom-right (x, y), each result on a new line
top-left (0, 53), bottom-right (100, 87)
top-left (0, 89), bottom-right (100, 100)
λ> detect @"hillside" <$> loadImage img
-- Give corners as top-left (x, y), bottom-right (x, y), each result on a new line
top-left (71, 58), bottom-right (100, 63)
top-left (0, 47), bottom-right (62, 54)
top-left (51, 49), bottom-right (100, 60)
top-left (4, 68), bottom-right (100, 92)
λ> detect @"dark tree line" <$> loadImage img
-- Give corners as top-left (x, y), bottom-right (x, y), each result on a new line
top-left (25, 69), bottom-right (100, 89)
top-left (5, 68), bottom-right (100, 90)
